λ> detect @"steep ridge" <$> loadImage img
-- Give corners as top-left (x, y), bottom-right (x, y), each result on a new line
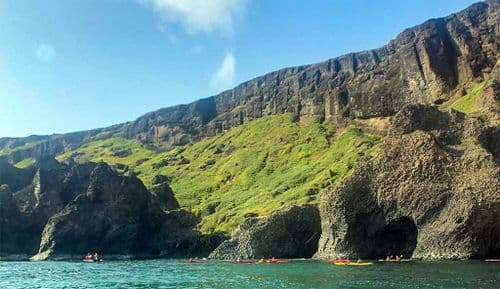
top-left (0, 0), bottom-right (498, 162)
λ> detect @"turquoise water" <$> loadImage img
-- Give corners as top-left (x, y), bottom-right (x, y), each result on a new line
top-left (0, 260), bottom-right (498, 289)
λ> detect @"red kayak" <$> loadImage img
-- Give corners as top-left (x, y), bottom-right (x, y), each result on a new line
top-left (328, 259), bottom-right (349, 263)
top-left (267, 259), bottom-right (289, 264)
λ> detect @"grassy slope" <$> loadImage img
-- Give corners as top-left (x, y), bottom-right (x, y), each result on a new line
top-left (14, 158), bottom-right (36, 169)
top-left (57, 114), bottom-right (381, 233)
top-left (450, 80), bottom-right (487, 114)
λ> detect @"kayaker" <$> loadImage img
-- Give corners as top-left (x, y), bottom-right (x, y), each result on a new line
top-left (258, 257), bottom-right (265, 264)
top-left (85, 253), bottom-right (92, 261)
top-left (93, 253), bottom-right (99, 261)
top-left (385, 256), bottom-right (390, 261)
top-left (396, 255), bottom-right (401, 261)
top-left (236, 257), bottom-right (241, 263)
top-left (188, 258), bottom-right (194, 263)
top-left (357, 258), bottom-right (362, 263)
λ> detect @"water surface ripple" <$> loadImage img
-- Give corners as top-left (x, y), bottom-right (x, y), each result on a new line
top-left (0, 259), bottom-right (498, 289)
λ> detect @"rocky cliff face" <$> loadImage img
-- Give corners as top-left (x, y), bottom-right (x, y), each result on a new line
top-left (149, 174), bottom-right (180, 211)
top-left (0, 0), bottom-right (497, 159)
top-left (209, 205), bottom-right (321, 259)
top-left (0, 159), bottom-right (96, 256)
top-left (0, 160), bottom-right (221, 260)
top-left (315, 104), bottom-right (499, 260)
top-left (110, 0), bottom-right (500, 150)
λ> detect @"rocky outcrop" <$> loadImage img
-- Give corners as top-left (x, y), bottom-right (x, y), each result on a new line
top-left (149, 174), bottom-right (179, 211)
top-left (0, 0), bottom-right (497, 157)
top-left (0, 129), bottom-right (104, 164)
top-left (315, 104), bottom-right (500, 259)
top-left (1, 159), bottom-right (222, 260)
top-left (32, 163), bottom-right (216, 260)
top-left (210, 205), bottom-right (321, 259)
top-left (0, 158), bottom-right (35, 192)
top-left (0, 159), bottom-right (96, 256)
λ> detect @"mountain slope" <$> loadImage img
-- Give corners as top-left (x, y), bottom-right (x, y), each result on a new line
top-left (56, 114), bottom-right (380, 233)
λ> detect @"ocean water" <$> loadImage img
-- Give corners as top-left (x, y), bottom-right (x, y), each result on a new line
top-left (0, 259), bottom-right (498, 289)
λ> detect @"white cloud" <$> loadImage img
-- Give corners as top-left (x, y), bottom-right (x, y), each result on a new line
top-left (36, 44), bottom-right (56, 62)
top-left (210, 52), bottom-right (235, 92)
top-left (140, 0), bottom-right (247, 35)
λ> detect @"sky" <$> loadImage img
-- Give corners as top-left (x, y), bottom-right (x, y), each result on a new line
top-left (0, 0), bottom-right (478, 138)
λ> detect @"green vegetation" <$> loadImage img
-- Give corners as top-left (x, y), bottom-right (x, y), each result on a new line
top-left (57, 114), bottom-right (381, 233)
top-left (450, 80), bottom-right (487, 114)
top-left (56, 137), bottom-right (156, 165)
top-left (14, 158), bottom-right (36, 168)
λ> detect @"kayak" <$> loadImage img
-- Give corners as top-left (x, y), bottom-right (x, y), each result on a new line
top-left (346, 262), bottom-right (373, 266)
top-left (83, 259), bottom-right (103, 263)
top-left (377, 259), bottom-right (412, 262)
top-left (267, 260), bottom-right (289, 264)
top-left (333, 262), bottom-right (373, 266)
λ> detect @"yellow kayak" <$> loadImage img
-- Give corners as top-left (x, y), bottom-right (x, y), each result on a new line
top-left (346, 262), bottom-right (373, 266)
top-left (333, 262), bottom-right (373, 266)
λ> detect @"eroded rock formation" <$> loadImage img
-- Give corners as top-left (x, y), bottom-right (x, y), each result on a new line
top-left (0, 159), bottom-right (95, 256)
top-left (210, 205), bottom-right (321, 259)
top-left (315, 105), bottom-right (500, 259)
top-left (0, 160), bottom-right (222, 260)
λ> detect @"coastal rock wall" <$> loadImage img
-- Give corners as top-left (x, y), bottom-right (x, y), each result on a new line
top-left (315, 104), bottom-right (500, 259)
top-left (209, 205), bottom-right (321, 259)
top-left (32, 163), bottom-right (218, 260)
top-left (0, 159), bottom-right (96, 256)
top-left (0, 159), bottom-right (222, 260)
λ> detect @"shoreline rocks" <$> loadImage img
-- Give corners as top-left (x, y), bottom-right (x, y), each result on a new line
top-left (209, 205), bottom-right (321, 259)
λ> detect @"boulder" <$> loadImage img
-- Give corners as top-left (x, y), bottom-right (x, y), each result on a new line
top-left (210, 205), bottom-right (321, 259)
top-left (150, 175), bottom-right (179, 211)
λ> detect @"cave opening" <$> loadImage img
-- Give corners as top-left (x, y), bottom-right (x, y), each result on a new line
top-left (371, 217), bottom-right (418, 259)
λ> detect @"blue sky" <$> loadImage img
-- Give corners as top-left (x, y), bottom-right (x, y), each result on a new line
top-left (0, 0), bottom-right (478, 137)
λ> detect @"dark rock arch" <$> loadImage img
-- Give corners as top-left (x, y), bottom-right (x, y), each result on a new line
top-left (371, 217), bottom-right (418, 258)
top-left (345, 214), bottom-right (418, 259)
